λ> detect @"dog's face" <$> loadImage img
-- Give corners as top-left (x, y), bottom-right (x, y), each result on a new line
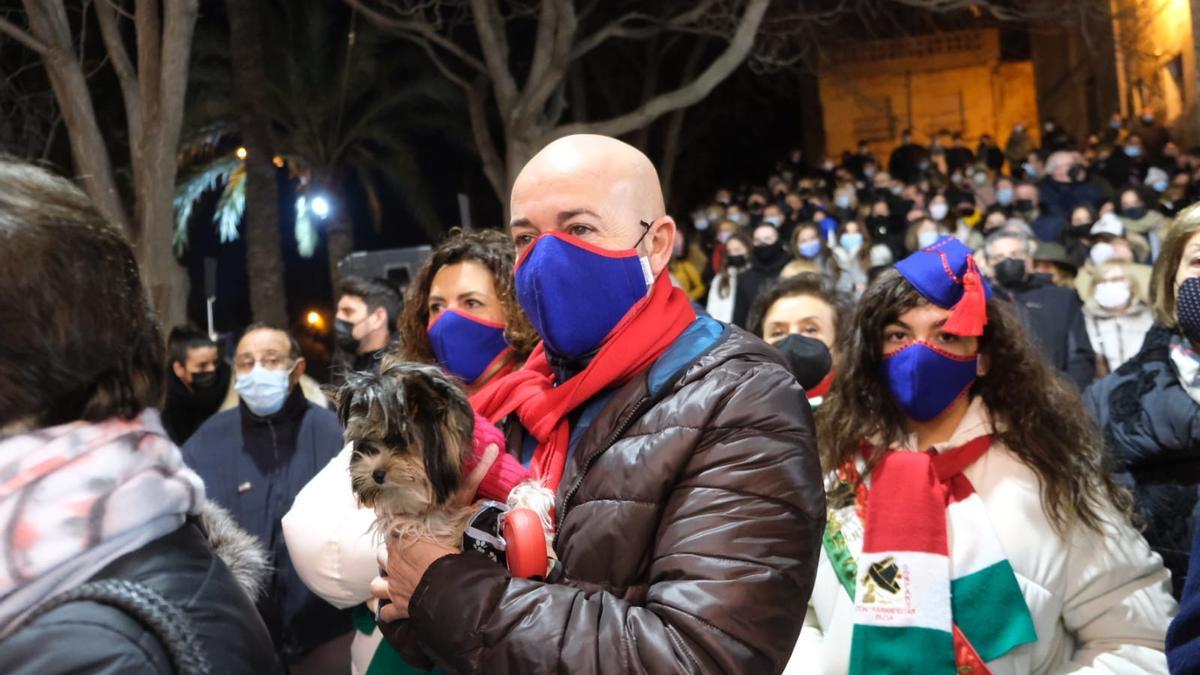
top-left (336, 364), bottom-right (474, 517)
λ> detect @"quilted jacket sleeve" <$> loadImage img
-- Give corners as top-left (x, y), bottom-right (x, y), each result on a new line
top-left (389, 360), bottom-right (826, 674)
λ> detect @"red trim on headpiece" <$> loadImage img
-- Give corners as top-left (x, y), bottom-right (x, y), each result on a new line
top-left (942, 255), bottom-right (988, 337)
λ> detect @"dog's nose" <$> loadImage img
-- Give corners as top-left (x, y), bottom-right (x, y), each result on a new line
top-left (372, 469), bottom-right (386, 484)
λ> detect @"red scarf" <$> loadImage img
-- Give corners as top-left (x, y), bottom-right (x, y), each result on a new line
top-left (470, 274), bottom-right (696, 491)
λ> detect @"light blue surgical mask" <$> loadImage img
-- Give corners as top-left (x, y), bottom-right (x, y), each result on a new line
top-left (996, 187), bottom-right (1014, 206)
top-left (764, 215), bottom-right (784, 227)
top-left (236, 364), bottom-right (295, 416)
top-left (1153, 180), bottom-right (1169, 193)
top-left (917, 230), bottom-right (940, 249)
top-left (839, 232), bottom-right (864, 252)
top-left (798, 240), bottom-right (823, 259)
top-left (834, 194), bottom-right (852, 210)
top-left (1125, 145), bottom-right (1142, 158)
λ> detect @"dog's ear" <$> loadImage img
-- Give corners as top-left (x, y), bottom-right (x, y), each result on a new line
top-left (395, 366), bottom-right (473, 505)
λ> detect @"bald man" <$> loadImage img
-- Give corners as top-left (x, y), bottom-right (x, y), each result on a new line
top-left (1037, 150), bottom-right (1104, 240)
top-left (372, 134), bottom-right (825, 674)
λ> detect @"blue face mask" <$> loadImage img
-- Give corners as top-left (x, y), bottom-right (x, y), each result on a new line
top-left (428, 309), bottom-right (509, 384)
top-left (516, 232), bottom-right (652, 358)
top-left (1125, 145), bottom-right (1142, 158)
top-left (839, 232), bottom-right (864, 252)
top-left (835, 194), bottom-right (852, 210)
top-left (996, 187), bottom-right (1014, 206)
top-left (798, 240), bottom-right (823, 259)
top-left (917, 230), bottom-right (940, 250)
top-left (1153, 180), bottom-right (1169, 193)
top-left (235, 364), bottom-right (294, 417)
top-left (883, 342), bottom-right (978, 422)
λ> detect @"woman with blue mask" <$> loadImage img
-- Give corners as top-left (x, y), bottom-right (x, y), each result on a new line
top-left (284, 228), bottom-right (537, 675)
top-left (789, 235), bottom-right (1174, 673)
top-left (791, 223), bottom-right (853, 295)
top-left (833, 220), bottom-right (883, 298)
top-left (905, 215), bottom-right (944, 254)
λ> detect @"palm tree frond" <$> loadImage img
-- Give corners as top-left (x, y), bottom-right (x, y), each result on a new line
top-left (294, 196), bottom-right (317, 258)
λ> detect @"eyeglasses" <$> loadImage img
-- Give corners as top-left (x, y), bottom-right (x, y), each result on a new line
top-left (234, 352), bottom-right (293, 373)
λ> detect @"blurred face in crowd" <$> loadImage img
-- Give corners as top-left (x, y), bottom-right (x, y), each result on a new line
top-left (1094, 233), bottom-right (1134, 262)
top-left (753, 223), bottom-right (780, 247)
top-left (982, 211), bottom-right (1008, 234)
top-left (1071, 206), bottom-right (1094, 229)
top-left (986, 236), bottom-right (1032, 276)
top-left (173, 345), bottom-right (218, 389)
top-left (928, 194), bottom-right (949, 221)
top-left (234, 328), bottom-right (304, 388)
top-left (716, 219), bottom-right (740, 243)
top-left (871, 200), bottom-right (891, 218)
top-left (1094, 264), bottom-right (1134, 311)
top-left (428, 261), bottom-right (507, 327)
top-left (762, 293), bottom-right (837, 350)
top-left (1014, 184), bottom-right (1039, 211)
top-left (724, 236), bottom-right (749, 260)
top-left (714, 188), bottom-right (732, 205)
top-left (1174, 231), bottom-right (1200, 290)
top-left (1119, 190), bottom-right (1144, 212)
top-left (763, 204), bottom-right (786, 227)
top-left (902, 185), bottom-right (924, 208)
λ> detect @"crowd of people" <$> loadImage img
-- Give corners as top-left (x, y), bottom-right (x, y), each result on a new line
top-left (3, 118), bottom-right (1200, 674)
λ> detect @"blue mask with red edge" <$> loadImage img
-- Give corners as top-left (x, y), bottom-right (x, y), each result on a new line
top-left (883, 342), bottom-right (979, 422)
top-left (515, 232), bottom-right (653, 359)
top-left (885, 235), bottom-right (991, 421)
top-left (428, 309), bottom-right (509, 384)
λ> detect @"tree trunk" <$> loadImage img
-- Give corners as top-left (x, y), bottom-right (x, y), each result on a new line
top-left (325, 183), bottom-right (355, 290)
top-left (226, 0), bottom-right (288, 327)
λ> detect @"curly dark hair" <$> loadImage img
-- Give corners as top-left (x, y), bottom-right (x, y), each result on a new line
top-left (818, 268), bottom-right (1132, 534)
top-left (746, 272), bottom-right (853, 348)
top-left (391, 228), bottom-right (537, 374)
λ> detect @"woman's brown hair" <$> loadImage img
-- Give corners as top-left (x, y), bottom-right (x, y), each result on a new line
top-left (392, 228), bottom-right (537, 370)
top-left (819, 268), bottom-right (1131, 534)
top-left (1150, 203), bottom-right (1200, 327)
top-left (0, 159), bottom-right (163, 430)
top-left (746, 272), bottom-right (853, 347)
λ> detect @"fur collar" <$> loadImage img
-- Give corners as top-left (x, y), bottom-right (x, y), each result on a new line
top-left (196, 502), bottom-right (271, 601)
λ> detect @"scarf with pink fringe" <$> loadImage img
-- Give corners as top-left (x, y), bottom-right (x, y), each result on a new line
top-left (0, 410), bottom-right (205, 633)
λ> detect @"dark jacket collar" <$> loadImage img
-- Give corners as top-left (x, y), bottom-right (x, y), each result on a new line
top-left (161, 362), bottom-right (232, 445)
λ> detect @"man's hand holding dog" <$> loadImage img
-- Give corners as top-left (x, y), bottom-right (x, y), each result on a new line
top-left (371, 443), bottom-right (499, 621)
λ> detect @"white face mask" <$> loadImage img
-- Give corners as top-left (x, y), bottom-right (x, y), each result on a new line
top-left (917, 230), bottom-right (940, 249)
top-left (929, 203), bottom-right (949, 221)
top-left (1090, 242), bottom-right (1116, 266)
top-left (1094, 280), bottom-right (1132, 310)
top-left (235, 364), bottom-right (295, 416)
top-left (764, 215), bottom-right (784, 227)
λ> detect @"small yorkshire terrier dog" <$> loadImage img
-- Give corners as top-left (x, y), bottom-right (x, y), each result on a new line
top-left (336, 363), bottom-right (556, 563)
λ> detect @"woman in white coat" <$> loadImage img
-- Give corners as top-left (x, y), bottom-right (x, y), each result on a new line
top-left (788, 236), bottom-right (1175, 674)
top-left (283, 229), bottom-right (536, 675)
top-left (1084, 261), bottom-right (1154, 376)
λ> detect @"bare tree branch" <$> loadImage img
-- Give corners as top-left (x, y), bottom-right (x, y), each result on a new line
top-left (465, 76), bottom-right (505, 200)
top-left (468, 0), bottom-right (518, 111)
top-left (94, 0), bottom-right (141, 139)
top-left (346, 0), bottom-right (490, 75)
top-left (557, 0), bottom-right (769, 139)
top-left (0, 15), bottom-right (49, 55)
top-left (511, 0), bottom-right (577, 129)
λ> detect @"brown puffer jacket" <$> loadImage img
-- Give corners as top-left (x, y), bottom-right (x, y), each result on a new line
top-left (385, 321), bottom-right (825, 674)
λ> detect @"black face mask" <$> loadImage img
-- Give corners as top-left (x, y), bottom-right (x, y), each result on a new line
top-left (190, 370), bottom-right (219, 391)
top-left (334, 318), bottom-right (361, 353)
top-left (1068, 164), bottom-right (1087, 182)
top-left (1123, 206), bottom-right (1148, 220)
top-left (725, 254), bottom-right (748, 269)
top-left (993, 258), bottom-right (1028, 288)
top-left (1014, 199), bottom-right (1036, 213)
top-left (1178, 277), bottom-right (1200, 344)
top-left (772, 334), bottom-right (833, 391)
top-left (753, 241), bottom-right (786, 266)
top-left (1068, 222), bottom-right (1093, 238)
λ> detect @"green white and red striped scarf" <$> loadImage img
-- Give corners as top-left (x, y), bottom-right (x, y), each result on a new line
top-left (824, 435), bottom-right (1037, 674)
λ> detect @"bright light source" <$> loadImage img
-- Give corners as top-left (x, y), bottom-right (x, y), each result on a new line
top-left (235, 146), bottom-right (248, 160)
top-left (311, 195), bottom-right (331, 218)
top-left (272, 155), bottom-right (285, 168)
top-left (305, 310), bottom-right (325, 331)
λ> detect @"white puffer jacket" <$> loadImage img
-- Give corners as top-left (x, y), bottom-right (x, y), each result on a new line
top-left (786, 398), bottom-right (1177, 674)
top-left (282, 443), bottom-right (384, 675)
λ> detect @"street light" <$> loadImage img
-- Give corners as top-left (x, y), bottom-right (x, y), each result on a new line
top-left (311, 195), bottom-right (331, 219)
top-left (306, 310), bottom-right (326, 331)
top-left (235, 146), bottom-right (248, 160)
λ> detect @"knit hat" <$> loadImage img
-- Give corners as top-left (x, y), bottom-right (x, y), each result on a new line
top-left (894, 235), bottom-right (992, 336)
top-left (1091, 212), bottom-right (1125, 238)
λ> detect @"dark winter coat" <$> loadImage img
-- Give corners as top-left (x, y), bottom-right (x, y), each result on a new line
top-left (382, 319), bottom-right (826, 674)
top-left (161, 361), bottom-right (232, 446)
top-left (1085, 324), bottom-right (1200, 598)
top-left (1038, 177), bottom-right (1105, 223)
top-left (0, 504), bottom-right (281, 674)
top-left (183, 386), bottom-right (351, 663)
top-left (999, 274), bottom-right (1096, 389)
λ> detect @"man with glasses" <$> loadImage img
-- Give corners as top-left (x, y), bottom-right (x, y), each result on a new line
top-left (183, 323), bottom-right (352, 674)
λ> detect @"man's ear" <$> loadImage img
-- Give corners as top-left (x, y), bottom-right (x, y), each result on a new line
top-left (172, 361), bottom-right (188, 384)
top-left (645, 216), bottom-right (677, 278)
top-left (372, 306), bottom-right (389, 332)
top-left (291, 358), bottom-right (307, 386)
